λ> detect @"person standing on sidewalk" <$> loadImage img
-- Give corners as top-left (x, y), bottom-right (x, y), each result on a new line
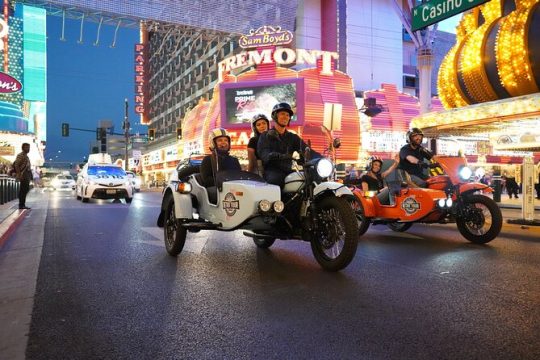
top-left (12, 143), bottom-right (32, 210)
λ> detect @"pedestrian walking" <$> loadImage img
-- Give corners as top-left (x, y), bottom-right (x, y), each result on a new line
top-left (12, 143), bottom-right (32, 209)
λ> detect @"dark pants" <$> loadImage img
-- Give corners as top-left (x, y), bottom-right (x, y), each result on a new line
top-left (535, 183), bottom-right (540, 199)
top-left (264, 169), bottom-right (291, 188)
top-left (506, 178), bottom-right (519, 198)
top-left (19, 179), bottom-right (30, 208)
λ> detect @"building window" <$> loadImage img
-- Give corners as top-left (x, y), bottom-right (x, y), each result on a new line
top-left (403, 75), bottom-right (417, 88)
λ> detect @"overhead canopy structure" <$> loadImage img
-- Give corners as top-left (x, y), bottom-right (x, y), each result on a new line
top-left (11, 0), bottom-right (298, 37)
top-left (411, 93), bottom-right (540, 138)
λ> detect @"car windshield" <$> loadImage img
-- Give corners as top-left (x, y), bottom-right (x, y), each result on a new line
top-left (87, 166), bottom-right (126, 177)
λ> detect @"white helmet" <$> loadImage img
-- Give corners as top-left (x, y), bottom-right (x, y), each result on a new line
top-left (208, 128), bottom-right (230, 150)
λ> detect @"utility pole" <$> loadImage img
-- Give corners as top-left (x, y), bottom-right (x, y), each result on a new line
top-left (123, 98), bottom-right (130, 171)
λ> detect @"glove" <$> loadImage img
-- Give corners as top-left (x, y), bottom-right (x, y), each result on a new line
top-left (428, 162), bottom-right (440, 169)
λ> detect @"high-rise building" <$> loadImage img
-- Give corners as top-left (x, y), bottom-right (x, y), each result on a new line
top-left (0, 3), bottom-right (47, 166)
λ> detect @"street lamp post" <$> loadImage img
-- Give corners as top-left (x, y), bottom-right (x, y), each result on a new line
top-left (123, 98), bottom-right (130, 171)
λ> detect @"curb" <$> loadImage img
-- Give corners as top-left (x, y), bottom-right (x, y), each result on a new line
top-left (0, 209), bottom-right (28, 250)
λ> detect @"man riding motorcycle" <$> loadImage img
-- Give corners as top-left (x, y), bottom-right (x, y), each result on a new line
top-left (257, 102), bottom-right (320, 188)
top-left (398, 127), bottom-right (438, 187)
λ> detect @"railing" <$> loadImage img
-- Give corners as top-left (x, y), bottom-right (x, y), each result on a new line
top-left (0, 175), bottom-right (20, 205)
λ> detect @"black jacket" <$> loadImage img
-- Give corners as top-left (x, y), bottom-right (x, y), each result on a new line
top-left (200, 152), bottom-right (241, 187)
top-left (398, 144), bottom-right (433, 180)
top-left (257, 128), bottom-right (321, 173)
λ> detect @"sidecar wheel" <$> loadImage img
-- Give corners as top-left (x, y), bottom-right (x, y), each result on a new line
top-left (253, 237), bottom-right (276, 249)
top-left (164, 197), bottom-right (187, 256)
top-left (456, 195), bottom-right (502, 244)
top-left (350, 198), bottom-right (370, 236)
top-left (311, 197), bottom-right (359, 272)
top-left (387, 222), bottom-right (413, 232)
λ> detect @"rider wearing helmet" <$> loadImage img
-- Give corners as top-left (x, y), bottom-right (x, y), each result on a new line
top-left (257, 102), bottom-right (320, 188)
top-left (247, 113), bottom-right (269, 174)
top-left (200, 128), bottom-right (241, 188)
top-left (360, 154), bottom-right (399, 205)
top-left (398, 127), bottom-right (435, 187)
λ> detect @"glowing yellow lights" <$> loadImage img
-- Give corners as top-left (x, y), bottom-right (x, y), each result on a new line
top-left (438, 0), bottom-right (540, 109)
top-left (411, 92), bottom-right (540, 131)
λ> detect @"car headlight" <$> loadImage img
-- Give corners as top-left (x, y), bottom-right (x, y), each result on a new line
top-left (316, 158), bottom-right (334, 178)
top-left (458, 166), bottom-right (472, 181)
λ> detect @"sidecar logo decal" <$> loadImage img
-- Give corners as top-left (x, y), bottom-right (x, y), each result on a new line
top-left (222, 192), bottom-right (240, 216)
top-left (401, 197), bottom-right (420, 215)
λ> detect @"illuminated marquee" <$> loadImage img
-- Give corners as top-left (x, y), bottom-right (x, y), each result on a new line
top-left (0, 18), bottom-right (8, 51)
top-left (134, 44), bottom-right (146, 115)
top-left (0, 71), bottom-right (22, 93)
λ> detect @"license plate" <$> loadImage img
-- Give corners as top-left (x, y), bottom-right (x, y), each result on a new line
top-left (106, 189), bottom-right (116, 194)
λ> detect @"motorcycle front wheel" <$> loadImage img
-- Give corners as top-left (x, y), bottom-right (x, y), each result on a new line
top-left (164, 197), bottom-right (187, 256)
top-left (456, 194), bottom-right (502, 244)
top-left (311, 196), bottom-right (359, 271)
top-left (350, 198), bottom-right (370, 236)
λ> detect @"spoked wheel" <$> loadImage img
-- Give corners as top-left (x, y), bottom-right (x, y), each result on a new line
top-left (253, 237), bottom-right (276, 249)
top-left (456, 195), bottom-right (502, 244)
top-left (387, 222), bottom-right (413, 232)
top-left (350, 198), bottom-right (370, 236)
top-left (311, 197), bottom-right (359, 271)
top-left (164, 197), bottom-right (187, 256)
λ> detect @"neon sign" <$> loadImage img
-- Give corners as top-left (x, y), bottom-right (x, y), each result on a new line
top-left (134, 44), bottom-right (146, 114)
top-left (0, 71), bottom-right (22, 93)
top-left (239, 25), bottom-right (293, 49)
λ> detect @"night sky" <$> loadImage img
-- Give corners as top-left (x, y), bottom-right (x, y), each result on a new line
top-left (45, 15), bottom-right (145, 163)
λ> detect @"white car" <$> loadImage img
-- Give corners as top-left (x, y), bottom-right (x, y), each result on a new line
top-left (50, 174), bottom-right (76, 191)
top-left (76, 163), bottom-right (134, 203)
top-left (126, 171), bottom-right (141, 192)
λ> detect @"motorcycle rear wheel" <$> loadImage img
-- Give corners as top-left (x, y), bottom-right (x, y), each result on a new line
top-left (311, 196), bottom-right (359, 271)
top-left (456, 194), bottom-right (502, 244)
top-left (164, 197), bottom-right (187, 256)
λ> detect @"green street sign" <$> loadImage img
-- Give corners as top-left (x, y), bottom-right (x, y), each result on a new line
top-left (412, 0), bottom-right (489, 31)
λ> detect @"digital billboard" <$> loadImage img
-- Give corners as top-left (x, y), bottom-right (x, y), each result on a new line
top-left (220, 78), bottom-right (304, 129)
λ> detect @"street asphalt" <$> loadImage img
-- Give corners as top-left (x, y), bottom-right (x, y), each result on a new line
top-left (0, 189), bottom-right (539, 359)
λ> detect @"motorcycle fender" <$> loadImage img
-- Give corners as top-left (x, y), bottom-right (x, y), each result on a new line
top-left (460, 183), bottom-right (492, 195)
top-left (313, 182), bottom-right (353, 198)
top-left (172, 192), bottom-right (193, 219)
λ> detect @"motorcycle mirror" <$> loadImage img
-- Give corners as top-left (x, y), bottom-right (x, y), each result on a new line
top-left (333, 138), bottom-right (341, 149)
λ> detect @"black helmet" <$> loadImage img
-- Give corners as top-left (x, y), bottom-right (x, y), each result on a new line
top-left (271, 102), bottom-right (294, 123)
top-left (406, 127), bottom-right (424, 143)
top-left (251, 113), bottom-right (270, 135)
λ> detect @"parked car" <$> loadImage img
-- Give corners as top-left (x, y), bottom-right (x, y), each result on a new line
top-left (50, 174), bottom-right (76, 191)
top-left (126, 171), bottom-right (141, 192)
top-left (76, 162), bottom-right (134, 203)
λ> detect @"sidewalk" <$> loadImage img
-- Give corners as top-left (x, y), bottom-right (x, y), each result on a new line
top-left (489, 194), bottom-right (540, 211)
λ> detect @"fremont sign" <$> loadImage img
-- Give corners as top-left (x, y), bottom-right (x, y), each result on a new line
top-left (411, 0), bottom-right (489, 31)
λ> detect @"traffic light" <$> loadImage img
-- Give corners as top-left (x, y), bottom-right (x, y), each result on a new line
top-left (61, 123), bottom-right (69, 137)
top-left (176, 127), bottom-right (182, 139)
top-left (96, 127), bottom-right (107, 140)
top-left (148, 129), bottom-right (155, 141)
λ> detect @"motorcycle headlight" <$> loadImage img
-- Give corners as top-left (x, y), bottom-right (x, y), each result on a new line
top-left (316, 158), bottom-right (334, 178)
top-left (273, 201), bottom-right (285, 213)
top-left (438, 198), bottom-right (446, 208)
top-left (445, 198), bottom-right (453, 207)
top-left (258, 200), bottom-right (272, 213)
top-left (458, 166), bottom-right (472, 181)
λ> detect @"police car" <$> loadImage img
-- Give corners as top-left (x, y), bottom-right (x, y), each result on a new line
top-left (76, 154), bottom-right (134, 203)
